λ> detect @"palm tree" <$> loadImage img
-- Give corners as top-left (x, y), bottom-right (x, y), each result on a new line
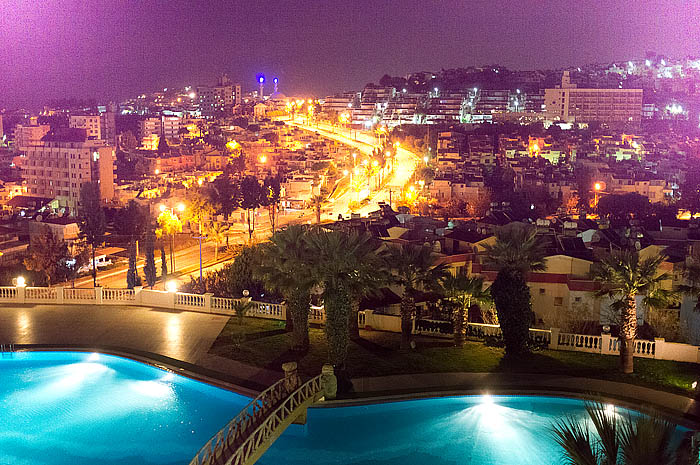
top-left (342, 236), bottom-right (387, 341)
top-left (386, 244), bottom-right (449, 350)
top-left (255, 225), bottom-right (315, 351)
top-left (483, 222), bottom-right (547, 357)
top-left (592, 251), bottom-right (678, 374)
top-left (310, 195), bottom-right (325, 225)
top-left (552, 401), bottom-right (697, 464)
top-left (305, 230), bottom-right (384, 369)
top-left (441, 271), bottom-right (492, 347)
top-left (206, 221), bottom-right (227, 261)
top-left (678, 261), bottom-right (700, 312)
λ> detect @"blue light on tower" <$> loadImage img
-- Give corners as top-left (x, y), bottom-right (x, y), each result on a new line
top-left (273, 77), bottom-right (278, 93)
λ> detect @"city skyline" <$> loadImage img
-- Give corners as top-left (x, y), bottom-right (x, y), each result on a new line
top-left (2, 0), bottom-right (700, 108)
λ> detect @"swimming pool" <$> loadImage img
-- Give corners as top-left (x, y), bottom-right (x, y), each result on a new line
top-left (0, 351), bottom-right (249, 465)
top-left (0, 351), bottom-right (688, 465)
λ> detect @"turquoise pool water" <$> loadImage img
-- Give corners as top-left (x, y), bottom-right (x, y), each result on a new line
top-left (0, 351), bottom-right (249, 465)
top-left (0, 352), bottom-right (687, 465)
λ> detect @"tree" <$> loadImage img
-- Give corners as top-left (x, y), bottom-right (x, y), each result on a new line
top-left (256, 225), bottom-right (315, 350)
top-left (208, 173), bottom-right (240, 219)
top-left (143, 233), bottom-right (157, 288)
top-left (160, 243), bottom-right (168, 279)
top-left (114, 200), bottom-right (150, 288)
top-left (552, 401), bottom-right (698, 465)
top-left (386, 244), bottom-right (449, 349)
top-left (597, 193), bottom-right (651, 220)
top-left (679, 261), bottom-right (700, 312)
top-left (156, 209), bottom-right (182, 273)
top-left (262, 176), bottom-right (281, 234)
top-left (592, 251), bottom-right (678, 374)
top-left (483, 222), bottom-right (547, 357)
top-left (441, 272), bottom-right (492, 347)
top-left (187, 190), bottom-right (215, 234)
top-left (239, 175), bottom-right (264, 243)
top-left (310, 194), bottom-right (325, 225)
top-left (126, 244), bottom-right (141, 289)
top-left (24, 227), bottom-right (72, 286)
top-left (305, 230), bottom-right (385, 373)
top-left (78, 183), bottom-right (106, 287)
top-left (207, 221), bottom-right (227, 261)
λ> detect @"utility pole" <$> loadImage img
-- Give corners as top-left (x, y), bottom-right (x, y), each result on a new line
top-left (193, 235), bottom-right (207, 283)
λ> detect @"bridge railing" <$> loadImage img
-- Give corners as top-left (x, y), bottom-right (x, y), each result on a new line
top-left (189, 363), bottom-right (333, 465)
top-left (189, 376), bottom-right (290, 465)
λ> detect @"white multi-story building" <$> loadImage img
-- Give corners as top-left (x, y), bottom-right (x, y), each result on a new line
top-left (23, 128), bottom-right (116, 212)
top-left (545, 71), bottom-right (643, 125)
top-left (69, 115), bottom-right (101, 139)
top-left (139, 116), bottom-right (182, 143)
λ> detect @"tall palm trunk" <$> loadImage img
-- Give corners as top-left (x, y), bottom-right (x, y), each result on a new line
top-left (324, 282), bottom-right (351, 368)
top-left (453, 298), bottom-right (469, 347)
top-left (400, 293), bottom-right (415, 350)
top-left (349, 298), bottom-right (361, 340)
top-left (286, 288), bottom-right (309, 351)
top-left (620, 295), bottom-right (637, 374)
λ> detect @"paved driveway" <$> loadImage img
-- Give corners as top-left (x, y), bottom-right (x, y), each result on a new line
top-left (0, 304), bottom-right (230, 364)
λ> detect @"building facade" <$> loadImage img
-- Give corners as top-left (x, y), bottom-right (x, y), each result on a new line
top-left (23, 128), bottom-right (116, 212)
top-left (545, 71), bottom-right (643, 125)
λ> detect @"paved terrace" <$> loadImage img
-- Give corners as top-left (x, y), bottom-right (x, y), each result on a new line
top-left (0, 303), bottom-right (280, 388)
top-left (1, 303), bottom-right (700, 426)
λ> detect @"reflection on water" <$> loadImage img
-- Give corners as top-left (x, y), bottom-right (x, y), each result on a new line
top-left (0, 352), bottom-right (249, 465)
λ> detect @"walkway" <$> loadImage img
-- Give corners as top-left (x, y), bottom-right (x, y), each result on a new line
top-left (0, 303), bottom-right (280, 387)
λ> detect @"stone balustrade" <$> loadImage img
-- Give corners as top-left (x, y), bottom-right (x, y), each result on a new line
top-left (1, 286), bottom-right (699, 365)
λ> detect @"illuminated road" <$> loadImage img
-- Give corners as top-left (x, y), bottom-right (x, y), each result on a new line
top-left (287, 118), bottom-right (419, 216)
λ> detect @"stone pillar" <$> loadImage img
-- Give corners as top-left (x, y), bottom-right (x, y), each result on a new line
top-left (320, 364), bottom-right (337, 400)
top-left (654, 338), bottom-right (665, 360)
top-left (363, 310), bottom-right (373, 330)
top-left (94, 287), bottom-right (103, 304)
top-left (601, 333), bottom-right (614, 355)
top-left (204, 293), bottom-right (213, 313)
top-left (16, 286), bottom-right (25, 304)
top-left (549, 328), bottom-right (560, 350)
top-left (55, 286), bottom-right (64, 304)
top-left (282, 361), bottom-right (300, 393)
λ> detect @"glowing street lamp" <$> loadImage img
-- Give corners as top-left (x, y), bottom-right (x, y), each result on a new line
top-left (259, 155), bottom-right (267, 163)
top-left (14, 276), bottom-right (26, 287)
top-left (177, 203), bottom-right (185, 213)
top-left (159, 204), bottom-right (167, 212)
top-left (165, 280), bottom-right (179, 293)
top-left (423, 156), bottom-right (429, 165)
top-left (594, 182), bottom-right (603, 207)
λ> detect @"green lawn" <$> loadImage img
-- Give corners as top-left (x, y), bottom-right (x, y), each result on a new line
top-left (208, 317), bottom-right (699, 397)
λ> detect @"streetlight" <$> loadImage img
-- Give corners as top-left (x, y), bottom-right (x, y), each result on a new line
top-left (423, 156), bottom-right (429, 165)
top-left (165, 280), bottom-right (178, 293)
top-left (594, 182), bottom-right (603, 207)
top-left (177, 203), bottom-right (185, 213)
top-left (259, 155), bottom-right (267, 163)
top-left (14, 276), bottom-right (25, 287)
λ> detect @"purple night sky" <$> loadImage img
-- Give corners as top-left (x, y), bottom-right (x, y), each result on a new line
top-left (1, 0), bottom-right (699, 108)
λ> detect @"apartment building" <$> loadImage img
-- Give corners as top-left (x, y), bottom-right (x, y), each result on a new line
top-left (139, 116), bottom-right (182, 143)
top-left (23, 128), bottom-right (116, 212)
top-left (14, 125), bottom-right (51, 153)
top-left (69, 115), bottom-right (101, 139)
top-left (545, 71), bottom-right (643, 125)
top-left (197, 74), bottom-right (242, 117)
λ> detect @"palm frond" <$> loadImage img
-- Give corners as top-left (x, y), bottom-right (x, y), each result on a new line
top-left (585, 401), bottom-right (618, 464)
top-left (551, 415), bottom-right (598, 465)
top-left (482, 222), bottom-right (548, 273)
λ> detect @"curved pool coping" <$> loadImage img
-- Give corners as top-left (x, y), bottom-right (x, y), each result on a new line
top-left (6, 344), bottom-right (700, 429)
